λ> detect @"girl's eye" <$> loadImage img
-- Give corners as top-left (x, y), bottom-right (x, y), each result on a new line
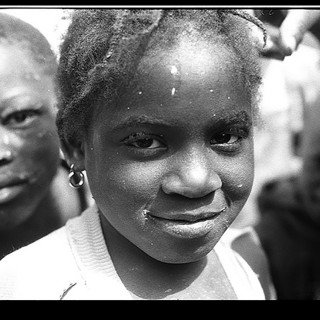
top-left (2, 110), bottom-right (41, 127)
top-left (211, 133), bottom-right (241, 145)
top-left (122, 132), bottom-right (166, 150)
top-left (130, 138), bottom-right (163, 149)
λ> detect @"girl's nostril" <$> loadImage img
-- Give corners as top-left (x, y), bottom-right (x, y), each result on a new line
top-left (162, 169), bottom-right (222, 199)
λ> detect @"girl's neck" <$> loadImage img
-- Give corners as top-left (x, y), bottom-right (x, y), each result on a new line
top-left (100, 213), bottom-right (235, 300)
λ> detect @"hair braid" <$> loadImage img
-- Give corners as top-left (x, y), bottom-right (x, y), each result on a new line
top-left (105, 9), bottom-right (130, 60)
top-left (225, 9), bottom-right (267, 47)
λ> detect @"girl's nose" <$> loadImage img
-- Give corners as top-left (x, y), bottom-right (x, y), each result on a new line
top-left (161, 150), bottom-right (222, 198)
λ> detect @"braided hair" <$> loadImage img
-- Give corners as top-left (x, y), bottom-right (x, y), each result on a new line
top-left (0, 12), bottom-right (57, 75)
top-left (56, 8), bottom-right (266, 145)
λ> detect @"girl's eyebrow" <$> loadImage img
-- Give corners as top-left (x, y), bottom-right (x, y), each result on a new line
top-left (110, 110), bottom-right (252, 132)
top-left (111, 115), bottom-right (178, 131)
top-left (221, 110), bottom-right (252, 126)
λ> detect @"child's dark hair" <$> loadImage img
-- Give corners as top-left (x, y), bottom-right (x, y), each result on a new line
top-left (56, 9), bottom-right (266, 145)
top-left (0, 12), bottom-right (57, 75)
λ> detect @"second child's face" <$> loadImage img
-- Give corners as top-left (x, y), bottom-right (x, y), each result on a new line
top-left (83, 39), bottom-right (255, 263)
top-left (0, 43), bottom-right (59, 230)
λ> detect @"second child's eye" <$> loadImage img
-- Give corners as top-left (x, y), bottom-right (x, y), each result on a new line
top-left (2, 109), bottom-right (41, 127)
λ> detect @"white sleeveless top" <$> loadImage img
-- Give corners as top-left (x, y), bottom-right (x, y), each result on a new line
top-left (0, 205), bottom-right (266, 300)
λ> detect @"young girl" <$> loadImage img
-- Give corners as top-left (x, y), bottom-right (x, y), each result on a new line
top-left (0, 8), bottom-right (274, 299)
top-left (0, 12), bottom-right (90, 260)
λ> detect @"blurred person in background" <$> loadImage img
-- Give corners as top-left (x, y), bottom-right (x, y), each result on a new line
top-left (236, 8), bottom-right (320, 299)
top-left (0, 12), bottom-right (91, 260)
top-left (231, 8), bottom-right (320, 229)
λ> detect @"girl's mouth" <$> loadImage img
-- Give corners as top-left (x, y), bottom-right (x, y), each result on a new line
top-left (146, 208), bottom-right (226, 239)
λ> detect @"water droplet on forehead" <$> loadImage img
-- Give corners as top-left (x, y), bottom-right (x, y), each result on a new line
top-left (170, 65), bottom-right (179, 75)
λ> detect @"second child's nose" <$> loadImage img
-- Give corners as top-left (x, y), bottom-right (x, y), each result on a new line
top-left (0, 149), bottom-right (13, 166)
top-left (162, 150), bottom-right (222, 198)
top-left (0, 131), bottom-right (14, 166)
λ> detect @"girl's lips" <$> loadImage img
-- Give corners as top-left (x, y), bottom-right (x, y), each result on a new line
top-left (147, 211), bottom-right (224, 239)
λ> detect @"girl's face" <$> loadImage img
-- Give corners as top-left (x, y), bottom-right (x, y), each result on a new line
top-left (82, 39), bottom-right (255, 263)
top-left (0, 43), bottom-right (60, 230)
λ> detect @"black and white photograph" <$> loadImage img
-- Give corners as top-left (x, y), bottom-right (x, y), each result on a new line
top-left (0, 5), bottom-right (319, 300)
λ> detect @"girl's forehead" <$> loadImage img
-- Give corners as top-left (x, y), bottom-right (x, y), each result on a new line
top-left (139, 36), bottom-right (238, 80)
top-left (146, 33), bottom-right (227, 61)
top-left (134, 40), bottom-right (242, 96)
top-left (92, 33), bottom-right (253, 127)
top-left (94, 39), bottom-right (252, 129)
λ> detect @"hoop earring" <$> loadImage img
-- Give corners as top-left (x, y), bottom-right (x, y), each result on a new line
top-left (68, 164), bottom-right (84, 189)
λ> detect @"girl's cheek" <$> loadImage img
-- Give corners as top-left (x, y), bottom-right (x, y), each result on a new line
top-left (222, 161), bottom-right (254, 202)
top-left (112, 162), bottom-right (162, 197)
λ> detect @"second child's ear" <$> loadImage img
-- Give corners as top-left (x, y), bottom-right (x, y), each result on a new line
top-left (60, 136), bottom-right (86, 171)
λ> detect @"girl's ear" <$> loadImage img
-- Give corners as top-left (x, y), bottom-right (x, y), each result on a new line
top-left (60, 137), bottom-right (86, 171)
